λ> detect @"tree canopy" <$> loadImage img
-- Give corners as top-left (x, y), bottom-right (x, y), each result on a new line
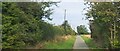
top-left (77, 25), bottom-right (89, 35)
top-left (2, 2), bottom-right (76, 49)
top-left (2, 2), bottom-right (56, 48)
top-left (61, 20), bottom-right (76, 35)
top-left (85, 2), bottom-right (120, 48)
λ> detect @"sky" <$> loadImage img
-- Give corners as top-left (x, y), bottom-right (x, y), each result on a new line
top-left (43, 0), bottom-right (90, 32)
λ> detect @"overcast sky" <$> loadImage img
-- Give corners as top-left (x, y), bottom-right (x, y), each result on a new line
top-left (43, 0), bottom-right (90, 32)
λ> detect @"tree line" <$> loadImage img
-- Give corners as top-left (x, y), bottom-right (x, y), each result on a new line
top-left (2, 2), bottom-right (75, 48)
top-left (77, 25), bottom-right (89, 35)
top-left (85, 2), bottom-right (120, 48)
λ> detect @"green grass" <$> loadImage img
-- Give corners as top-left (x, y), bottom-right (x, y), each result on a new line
top-left (43, 35), bottom-right (76, 49)
top-left (81, 35), bottom-right (98, 49)
top-left (81, 35), bottom-right (109, 51)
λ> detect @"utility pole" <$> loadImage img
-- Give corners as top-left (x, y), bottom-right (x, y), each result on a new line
top-left (64, 9), bottom-right (67, 35)
top-left (64, 9), bottom-right (66, 21)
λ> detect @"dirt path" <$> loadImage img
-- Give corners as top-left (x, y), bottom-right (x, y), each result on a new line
top-left (73, 35), bottom-right (89, 49)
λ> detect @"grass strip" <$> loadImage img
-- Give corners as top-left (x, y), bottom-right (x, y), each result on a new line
top-left (43, 35), bottom-right (76, 49)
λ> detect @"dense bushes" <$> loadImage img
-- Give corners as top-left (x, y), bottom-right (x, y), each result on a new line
top-left (2, 2), bottom-right (44, 48)
top-left (41, 21), bottom-right (75, 41)
top-left (85, 2), bottom-right (120, 48)
top-left (2, 2), bottom-right (56, 48)
top-left (2, 2), bottom-right (75, 49)
top-left (61, 20), bottom-right (76, 35)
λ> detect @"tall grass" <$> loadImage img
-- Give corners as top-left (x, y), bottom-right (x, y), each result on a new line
top-left (81, 35), bottom-right (110, 51)
top-left (81, 35), bottom-right (98, 49)
top-left (43, 35), bottom-right (76, 49)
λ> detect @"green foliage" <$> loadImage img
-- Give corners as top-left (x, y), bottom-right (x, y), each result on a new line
top-left (54, 26), bottom-right (65, 36)
top-left (16, 2), bottom-right (56, 20)
top-left (61, 20), bottom-right (76, 35)
top-left (44, 35), bottom-right (76, 49)
top-left (77, 25), bottom-right (89, 34)
top-left (2, 2), bottom-right (56, 48)
top-left (0, 2), bottom-right (2, 48)
top-left (85, 2), bottom-right (120, 48)
top-left (81, 35), bottom-right (99, 49)
top-left (2, 2), bottom-right (75, 49)
top-left (40, 22), bottom-right (56, 40)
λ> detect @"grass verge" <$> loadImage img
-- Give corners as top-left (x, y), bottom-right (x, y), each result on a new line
top-left (43, 35), bottom-right (76, 49)
top-left (81, 35), bottom-right (110, 51)
top-left (81, 35), bottom-right (98, 49)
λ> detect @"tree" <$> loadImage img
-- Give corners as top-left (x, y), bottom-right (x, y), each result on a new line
top-left (2, 2), bottom-right (56, 48)
top-left (77, 25), bottom-right (88, 35)
top-left (16, 2), bottom-right (56, 20)
top-left (61, 20), bottom-right (75, 35)
top-left (0, 2), bottom-right (1, 48)
top-left (85, 2), bottom-right (120, 48)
